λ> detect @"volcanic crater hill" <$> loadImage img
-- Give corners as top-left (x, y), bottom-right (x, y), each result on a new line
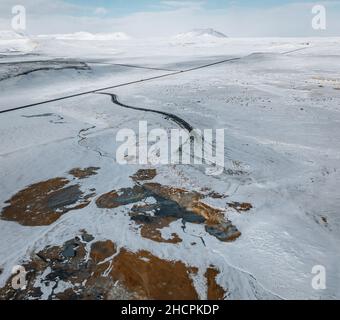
top-left (173, 28), bottom-right (228, 41)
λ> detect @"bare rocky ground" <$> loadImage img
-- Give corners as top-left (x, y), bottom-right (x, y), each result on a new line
top-left (0, 168), bottom-right (244, 299)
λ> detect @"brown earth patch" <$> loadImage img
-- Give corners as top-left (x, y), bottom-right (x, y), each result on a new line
top-left (138, 217), bottom-right (182, 244)
top-left (205, 267), bottom-right (226, 300)
top-left (129, 199), bottom-right (191, 244)
top-left (191, 201), bottom-right (223, 224)
top-left (96, 178), bottom-right (243, 243)
top-left (69, 167), bottom-right (100, 179)
top-left (228, 202), bottom-right (253, 212)
top-left (205, 222), bottom-right (242, 242)
top-left (208, 192), bottom-right (227, 199)
top-left (143, 183), bottom-right (202, 209)
top-left (131, 169), bottom-right (157, 181)
top-left (142, 183), bottom-right (223, 224)
top-left (200, 188), bottom-right (227, 199)
top-left (111, 249), bottom-right (198, 300)
top-left (90, 240), bottom-right (116, 263)
top-left (1, 178), bottom-right (94, 226)
top-left (0, 236), bottom-right (128, 300)
top-left (0, 236), bottom-right (201, 300)
top-left (96, 186), bottom-right (146, 209)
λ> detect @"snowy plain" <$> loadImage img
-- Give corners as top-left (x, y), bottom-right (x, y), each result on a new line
top-left (0, 30), bottom-right (340, 299)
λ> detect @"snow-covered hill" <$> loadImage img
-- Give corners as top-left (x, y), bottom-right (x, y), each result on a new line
top-left (174, 28), bottom-right (228, 41)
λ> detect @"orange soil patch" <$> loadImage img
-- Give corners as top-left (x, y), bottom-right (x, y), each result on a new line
top-left (191, 201), bottom-right (223, 224)
top-left (111, 249), bottom-right (198, 300)
top-left (90, 240), bottom-right (116, 263)
top-left (205, 267), bottom-right (226, 300)
top-left (1, 178), bottom-right (94, 226)
top-left (138, 217), bottom-right (182, 244)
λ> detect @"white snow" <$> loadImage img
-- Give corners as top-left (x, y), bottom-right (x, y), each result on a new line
top-left (174, 28), bottom-right (228, 40)
top-left (0, 30), bottom-right (37, 54)
top-left (0, 30), bottom-right (27, 40)
top-left (0, 33), bottom-right (340, 300)
top-left (172, 28), bottom-right (228, 45)
top-left (38, 32), bottom-right (131, 41)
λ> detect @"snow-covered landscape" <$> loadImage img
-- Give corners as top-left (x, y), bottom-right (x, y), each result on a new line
top-left (0, 27), bottom-right (340, 300)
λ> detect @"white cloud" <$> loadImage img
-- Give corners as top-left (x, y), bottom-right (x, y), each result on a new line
top-left (0, 0), bottom-right (339, 37)
top-left (94, 7), bottom-right (108, 16)
top-left (161, 1), bottom-right (205, 10)
top-left (0, 0), bottom-right (82, 17)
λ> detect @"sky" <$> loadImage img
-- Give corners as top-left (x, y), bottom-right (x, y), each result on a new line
top-left (0, 0), bottom-right (339, 37)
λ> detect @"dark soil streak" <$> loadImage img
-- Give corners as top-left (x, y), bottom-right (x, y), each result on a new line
top-left (0, 63), bottom-right (90, 81)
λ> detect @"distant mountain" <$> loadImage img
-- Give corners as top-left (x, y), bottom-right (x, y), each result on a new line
top-left (39, 32), bottom-right (131, 41)
top-left (174, 28), bottom-right (228, 40)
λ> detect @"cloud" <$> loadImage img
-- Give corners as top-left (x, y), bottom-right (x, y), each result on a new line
top-left (161, 1), bottom-right (205, 10)
top-left (94, 7), bottom-right (108, 16)
top-left (0, 0), bottom-right (339, 37)
top-left (0, 0), bottom-right (82, 18)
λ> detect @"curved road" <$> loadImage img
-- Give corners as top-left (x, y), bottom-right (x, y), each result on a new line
top-left (97, 92), bottom-right (194, 132)
top-left (0, 56), bottom-right (241, 115)
top-left (0, 47), bottom-right (309, 115)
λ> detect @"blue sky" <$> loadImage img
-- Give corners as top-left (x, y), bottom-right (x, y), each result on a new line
top-left (67, 0), bottom-right (320, 17)
top-left (0, 0), bottom-right (339, 36)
